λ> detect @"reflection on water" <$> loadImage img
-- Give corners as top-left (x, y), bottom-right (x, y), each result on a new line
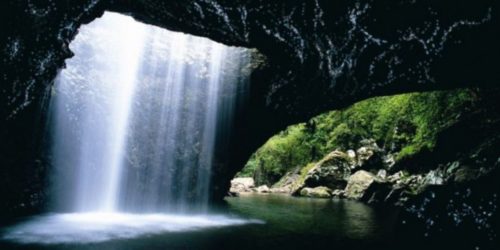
top-left (0, 194), bottom-right (397, 250)
top-left (227, 193), bottom-right (378, 237)
top-left (226, 194), bottom-right (396, 243)
top-left (1, 213), bottom-right (263, 244)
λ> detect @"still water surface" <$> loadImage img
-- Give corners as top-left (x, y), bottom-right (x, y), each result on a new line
top-left (0, 194), bottom-right (398, 250)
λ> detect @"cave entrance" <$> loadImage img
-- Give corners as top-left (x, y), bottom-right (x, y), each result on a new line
top-left (1, 11), bottom-right (256, 244)
top-left (49, 11), bottom-right (251, 213)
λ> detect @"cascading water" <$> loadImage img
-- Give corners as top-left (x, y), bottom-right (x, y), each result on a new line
top-left (52, 12), bottom-right (248, 214)
top-left (119, 29), bottom-right (243, 213)
top-left (51, 11), bottom-right (147, 213)
top-left (1, 12), bottom-right (260, 244)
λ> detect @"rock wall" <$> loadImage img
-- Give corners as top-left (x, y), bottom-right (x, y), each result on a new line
top-left (1, 0), bottom-right (500, 215)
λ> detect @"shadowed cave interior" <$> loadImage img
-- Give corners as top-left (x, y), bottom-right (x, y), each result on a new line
top-left (0, 1), bottom-right (499, 250)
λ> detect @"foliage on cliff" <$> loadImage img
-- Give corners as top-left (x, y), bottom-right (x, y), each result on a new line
top-left (238, 89), bottom-right (478, 185)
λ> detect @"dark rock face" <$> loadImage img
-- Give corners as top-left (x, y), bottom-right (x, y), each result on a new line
top-left (395, 169), bottom-right (500, 250)
top-left (303, 150), bottom-right (353, 190)
top-left (1, 0), bottom-right (500, 216)
top-left (110, 0), bottom-right (500, 119)
top-left (0, 0), bottom-right (109, 218)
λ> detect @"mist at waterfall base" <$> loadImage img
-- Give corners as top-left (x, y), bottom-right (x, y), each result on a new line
top-left (1, 12), bottom-right (260, 244)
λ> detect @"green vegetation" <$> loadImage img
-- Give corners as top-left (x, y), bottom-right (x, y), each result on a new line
top-left (238, 89), bottom-right (478, 185)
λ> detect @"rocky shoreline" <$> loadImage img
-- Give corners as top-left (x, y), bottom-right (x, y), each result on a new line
top-left (230, 135), bottom-right (498, 207)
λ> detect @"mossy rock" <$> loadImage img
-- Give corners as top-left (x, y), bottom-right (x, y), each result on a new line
top-left (299, 186), bottom-right (332, 199)
top-left (303, 150), bottom-right (352, 190)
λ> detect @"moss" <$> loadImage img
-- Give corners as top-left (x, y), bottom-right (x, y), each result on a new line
top-left (299, 162), bottom-right (316, 182)
top-left (288, 162), bottom-right (316, 192)
top-left (238, 88), bottom-right (478, 185)
top-left (300, 186), bottom-right (332, 198)
top-left (396, 144), bottom-right (426, 162)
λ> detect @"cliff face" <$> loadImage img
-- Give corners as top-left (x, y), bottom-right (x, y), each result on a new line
top-left (0, 0), bottom-right (499, 215)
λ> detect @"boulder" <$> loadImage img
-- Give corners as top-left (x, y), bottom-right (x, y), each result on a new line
top-left (453, 166), bottom-right (481, 183)
top-left (423, 170), bottom-right (445, 185)
top-left (303, 150), bottom-right (353, 190)
top-left (229, 177), bottom-right (255, 193)
top-left (347, 150), bottom-right (357, 163)
top-left (344, 170), bottom-right (385, 200)
top-left (299, 186), bottom-right (333, 198)
top-left (387, 171), bottom-right (426, 195)
top-left (355, 139), bottom-right (384, 169)
top-left (399, 175), bottom-right (424, 191)
top-left (382, 153), bottom-right (396, 169)
top-left (331, 189), bottom-right (345, 198)
top-left (376, 169), bottom-right (387, 180)
top-left (269, 187), bottom-right (290, 194)
top-left (356, 147), bottom-right (375, 164)
top-left (271, 167), bottom-right (301, 193)
top-left (255, 185), bottom-right (270, 193)
top-left (388, 171), bottom-right (405, 183)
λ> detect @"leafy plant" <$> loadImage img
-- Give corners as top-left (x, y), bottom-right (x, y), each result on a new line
top-left (238, 89), bottom-right (477, 185)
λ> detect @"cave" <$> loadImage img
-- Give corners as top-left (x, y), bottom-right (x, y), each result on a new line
top-left (0, 1), bottom-right (499, 250)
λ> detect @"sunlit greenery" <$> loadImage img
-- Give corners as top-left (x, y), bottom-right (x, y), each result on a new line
top-left (239, 89), bottom-right (478, 185)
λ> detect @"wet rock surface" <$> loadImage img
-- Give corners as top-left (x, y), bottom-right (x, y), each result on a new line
top-left (302, 150), bottom-right (353, 190)
top-left (344, 170), bottom-right (384, 200)
top-left (1, 2), bottom-right (499, 249)
top-left (255, 185), bottom-right (270, 193)
top-left (240, 110), bottom-right (500, 207)
top-left (230, 114), bottom-right (499, 248)
top-left (230, 177), bottom-right (256, 193)
top-left (1, 0), bottom-right (500, 222)
top-left (299, 186), bottom-right (332, 199)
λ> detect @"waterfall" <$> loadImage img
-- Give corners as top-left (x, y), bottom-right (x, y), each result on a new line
top-left (2, 11), bottom-right (259, 245)
top-left (50, 12), bottom-right (249, 213)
